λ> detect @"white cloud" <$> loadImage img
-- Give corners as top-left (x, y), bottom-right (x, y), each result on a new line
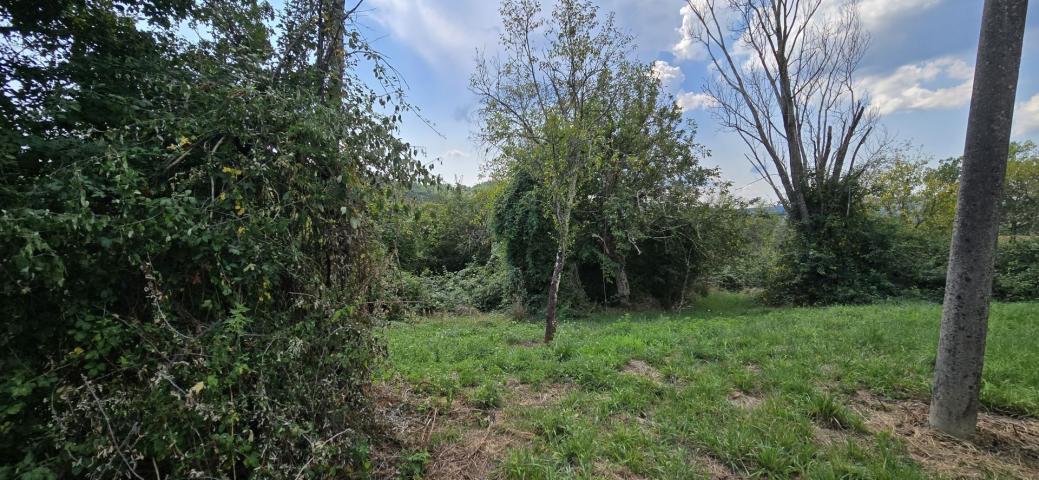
top-left (671, 0), bottom-right (944, 63)
top-left (1014, 94), bottom-right (1039, 136)
top-left (857, 0), bottom-right (943, 29)
top-left (442, 149), bottom-right (469, 160)
top-left (651, 60), bottom-right (685, 92)
top-left (672, 3), bottom-right (708, 61)
top-left (676, 92), bottom-right (718, 111)
top-left (367, 0), bottom-right (496, 71)
top-left (859, 56), bottom-right (974, 115)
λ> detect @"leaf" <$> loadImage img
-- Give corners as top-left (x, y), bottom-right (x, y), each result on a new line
top-left (189, 381), bottom-right (205, 395)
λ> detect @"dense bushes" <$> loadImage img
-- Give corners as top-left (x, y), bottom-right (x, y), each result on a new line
top-left (1, 1), bottom-right (426, 477)
top-left (995, 238), bottom-right (1039, 301)
top-left (761, 214), bottom-right (946, 305)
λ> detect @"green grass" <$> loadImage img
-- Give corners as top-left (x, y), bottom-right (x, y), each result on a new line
top-left (378, 292), bottom-right (1039, 479)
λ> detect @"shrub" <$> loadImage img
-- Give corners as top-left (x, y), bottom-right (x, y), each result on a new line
top-left (0, 2), bottom-right (427, 477)
top-left (994, 238), bottom-right (1039, 301)
top-left (762, 212), bottom-right (944, 306)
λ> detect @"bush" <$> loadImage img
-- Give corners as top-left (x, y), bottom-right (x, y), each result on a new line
top-left (995, 238), bottom-right (1039, 301)
top-left (761, 213), bottom-right (944, 306)
top-left (0, 2), bottom-right (427, 477)
top-left (390, 246), bottom-right (518, 315)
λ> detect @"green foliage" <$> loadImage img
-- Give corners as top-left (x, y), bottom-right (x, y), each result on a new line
top-left (621, 192), bottom-right (751, 308)
top-left (494, 170), bottom-right (559, 298)
top-left (994, 238), bottom-right (1039, 301)
top-left (1003, 141), bottom-right (1039, 237)
top-left (471, 382), bottom-right (505, 409)
top-left (715, 210), bottom-right (784, 292)
top-left (763, 181), bottom-right (946, 305)
top-left (0, 1), bottom-right (427, 477)
top-left (387, 183), bottom-right (500, 274)
top-left (392, 248), bottom-right (517, 315)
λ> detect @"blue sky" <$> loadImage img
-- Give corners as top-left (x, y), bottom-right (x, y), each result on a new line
top-left (352, 0), bottom-right (1039, 199)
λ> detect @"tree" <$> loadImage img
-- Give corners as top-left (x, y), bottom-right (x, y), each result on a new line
top-left (866, 148), bottom-right (929, 227)
top-left (580, 63), bottom-right (712, 306)
top-left (472, 0), bottom-right (634, 342)
top-left (1003, 141), bottom-right (1039, 238)
top-left (929, 0), bottom-right (1029, 438)
top-left (681, 0), bottom-right (875, 224)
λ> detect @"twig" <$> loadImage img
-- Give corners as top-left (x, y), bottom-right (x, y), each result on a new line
top-left (293, 429), bottom-right (353, 480)
top-left (83, 376), bottom-right (147, 480)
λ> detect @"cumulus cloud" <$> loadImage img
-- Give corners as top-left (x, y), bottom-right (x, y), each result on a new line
top-left (651, 60), bottom-right (685, 92)
top-left (859, 56), bottom-right (974, 115)
top-left (1014, 94), bottom-right (1039, 136)
top-left (676, 92), bottom-right (718, 111)
top-left (672, 3), bottom-right (708, 61)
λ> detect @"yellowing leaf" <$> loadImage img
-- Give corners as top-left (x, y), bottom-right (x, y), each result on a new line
top-left (189, 381), bottom-right (205, 395)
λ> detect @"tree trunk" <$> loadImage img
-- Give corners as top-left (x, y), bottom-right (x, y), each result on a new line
top-left (544, 244), bottom-right (566, 343)
top-left (929, 0), bottom-right (1028, 439)
top-left (615, 262), bottom-right (631, 307)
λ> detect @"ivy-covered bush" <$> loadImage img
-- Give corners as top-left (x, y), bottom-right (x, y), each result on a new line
top-left (0, 1), bottom-right (426, 477)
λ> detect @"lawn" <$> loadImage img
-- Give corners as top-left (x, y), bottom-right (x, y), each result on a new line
top-left (375, 293), bottom-right (1039, 479)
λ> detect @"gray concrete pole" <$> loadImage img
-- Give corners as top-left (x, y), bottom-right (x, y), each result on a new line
top-left (929, 0), bottom-right (1029, 438)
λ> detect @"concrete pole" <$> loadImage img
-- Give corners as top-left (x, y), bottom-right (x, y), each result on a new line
top-left (929, 0), bottom-right (1029, 438)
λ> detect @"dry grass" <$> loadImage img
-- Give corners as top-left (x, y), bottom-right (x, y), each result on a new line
top-left (853, 390), bottom-right (1039, 479)
top-left (371, 378), bottom-right (575, 479)
top-left (621, 359), bottom-right (663, 383)
top-left (695, 454), bottom-right (742, 479)
top-left (726, 391), bottom-right (762, 410)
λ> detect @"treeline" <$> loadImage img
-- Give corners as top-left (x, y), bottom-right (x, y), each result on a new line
top-left (383, 177), bottom-right (749, 317)
top-left (381, 139), bottom-right (1039, 317)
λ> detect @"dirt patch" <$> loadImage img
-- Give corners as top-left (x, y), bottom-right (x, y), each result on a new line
top-left (727, 391), bottom-right (762, 410)
top-left (372, 379), bottom-right (576, 479)
top-left (622, 359), bottom-right (663, 382)
top-left (593, 461), bottom-right (649, 479)
top-left (812, 424), bottom-right (854, 448)
top-left (697, 454), bottom-right (743, 479)
top-left (852, 390), bottom-right (1039, 479)
top-left (423, 412), bottom-right (523, 480)
top-left (509, 381), bottom-right (574, 408)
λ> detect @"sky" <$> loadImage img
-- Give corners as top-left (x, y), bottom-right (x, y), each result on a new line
top-left (351, 0), bottom-right (1039, 200)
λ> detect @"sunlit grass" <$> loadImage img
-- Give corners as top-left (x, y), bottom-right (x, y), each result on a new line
top-left (379, 292), bottom-right (1039, 478)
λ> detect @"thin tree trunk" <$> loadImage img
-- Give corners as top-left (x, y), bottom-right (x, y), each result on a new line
top-left (544, 243), bottom-right (566, 343)
top-left (615, 262), bottom-right (630, 307)
top-left (929, 0), bottom-right (1028, 439)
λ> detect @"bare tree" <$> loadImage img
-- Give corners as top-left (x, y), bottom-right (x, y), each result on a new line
top-left (929, 0), bottom-right (1029, 439)
top-left (682, 0), bottom-right (874, 222)
top-left (471, 0), bottom-right (632, 342)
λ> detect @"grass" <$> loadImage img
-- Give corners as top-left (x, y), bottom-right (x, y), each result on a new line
top-left (377, 292), bottom-right (1039, 479)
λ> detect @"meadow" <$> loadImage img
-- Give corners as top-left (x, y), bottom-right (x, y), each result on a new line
top-left (377, 293), bottom-right (1039, 479)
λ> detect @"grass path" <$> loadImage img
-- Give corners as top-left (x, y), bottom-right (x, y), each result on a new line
top-left (376, 293), bottom-right (1039, 479)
